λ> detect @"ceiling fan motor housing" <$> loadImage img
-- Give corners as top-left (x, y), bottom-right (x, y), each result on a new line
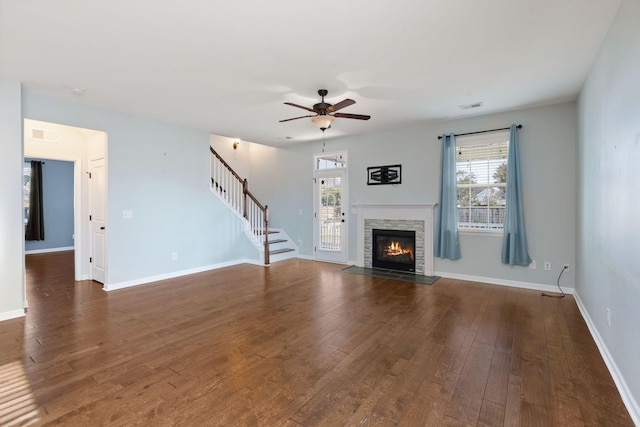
top-left (313, 102), bottom-right (332, 114)
top-left (315, 89), bottom-right (331, 113)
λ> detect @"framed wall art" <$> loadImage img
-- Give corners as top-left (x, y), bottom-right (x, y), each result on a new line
top-left (367, 164), bottom-right (401, 185)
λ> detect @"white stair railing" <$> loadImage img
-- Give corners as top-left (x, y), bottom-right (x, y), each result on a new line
top-left (210, 147), bottom-right (270, 264)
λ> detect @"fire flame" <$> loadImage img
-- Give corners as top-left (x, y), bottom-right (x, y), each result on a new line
top-left (385, 241), bottom-right (414, 261)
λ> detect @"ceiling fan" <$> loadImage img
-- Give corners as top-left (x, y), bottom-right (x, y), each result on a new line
top-left (280, 89), bottom-right (371, 131)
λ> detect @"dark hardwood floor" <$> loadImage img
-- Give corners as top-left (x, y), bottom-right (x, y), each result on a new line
top-left (0, 250), bottom-right (633, 426)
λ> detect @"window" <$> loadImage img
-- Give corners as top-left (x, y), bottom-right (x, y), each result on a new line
top-left (456, 131), bottom-right (509, 232)
top-left (23, 162), bottom-right (31, 224)
top-left (315, 152), bottom-right (347, 170)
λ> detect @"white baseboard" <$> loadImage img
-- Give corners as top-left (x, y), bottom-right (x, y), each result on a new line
top-left (103, 259), bottom-right (258, 291)
top-left (573, 291), bottom-right (640, 426)
top-left (25, 246), bottom-right (74, 255)
top-left (0, 308), bottom-right (26, 322)
top-left (433, 271), bottom-right (574, 295)
top-left (243, 258), bottom-right (268, 266)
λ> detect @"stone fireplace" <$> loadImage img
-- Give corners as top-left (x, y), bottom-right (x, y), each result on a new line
top-left (354, 204), bottom-right (435, 276)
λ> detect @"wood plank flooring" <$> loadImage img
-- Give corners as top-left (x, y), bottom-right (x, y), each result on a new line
top-left (0, 250), bottom-right (633, 426)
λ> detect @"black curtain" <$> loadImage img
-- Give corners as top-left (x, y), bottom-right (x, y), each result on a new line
top-left (25, 160), bottom-right (45, 241)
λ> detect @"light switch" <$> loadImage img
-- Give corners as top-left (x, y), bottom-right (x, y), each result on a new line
top-left (122, 210), bottom-right (133, 219)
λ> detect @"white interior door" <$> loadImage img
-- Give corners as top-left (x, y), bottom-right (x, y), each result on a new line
top-left (314, 168), bottom-right (348, 263)
top-left (90, 158), bottom-right (106, 283)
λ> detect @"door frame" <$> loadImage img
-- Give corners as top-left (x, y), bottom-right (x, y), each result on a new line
top-left (313, 151), bottom-right (349, 264)
top-left (23, 119), bottom-right (108, 284)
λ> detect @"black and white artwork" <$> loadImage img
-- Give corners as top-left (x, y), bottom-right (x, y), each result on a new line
top-left (367, 164), bottom-right (401, 185)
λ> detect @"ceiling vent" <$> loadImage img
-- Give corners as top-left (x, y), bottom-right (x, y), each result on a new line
top-left (31, 128), bottom-right (58, 142)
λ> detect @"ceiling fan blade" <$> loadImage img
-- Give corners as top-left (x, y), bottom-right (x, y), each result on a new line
top-left (284, 102), bottom-right (316, 113)
top-left (328, 99), bottom-right (355, 112)
top-left (333, 112), bottom-right (371, 120)
top-left (279, 114), bottom-right (317, 123)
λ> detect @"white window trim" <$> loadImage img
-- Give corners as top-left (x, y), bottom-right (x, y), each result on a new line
top-left (456, 130), bottom-right (509, 234)
top-left (314, 151), bottom-right (348, 171)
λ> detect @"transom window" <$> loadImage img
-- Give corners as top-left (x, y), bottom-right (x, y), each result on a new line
top-left (315, 152), bottom-right (347, 170)
top-left (456, 131), bottom-right (509, 232)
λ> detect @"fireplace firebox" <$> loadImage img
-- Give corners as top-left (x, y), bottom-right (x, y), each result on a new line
top-left (372, 229), bottom-right (416, 272)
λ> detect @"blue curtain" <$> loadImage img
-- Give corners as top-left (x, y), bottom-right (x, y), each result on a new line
top-left (501, 125), bottom-right (531, 265)
top-left (434, 134), bottom-right (461, 260)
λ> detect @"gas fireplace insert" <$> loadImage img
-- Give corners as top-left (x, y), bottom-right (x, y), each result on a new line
top-left (371, 229), bottom-right (416, 272)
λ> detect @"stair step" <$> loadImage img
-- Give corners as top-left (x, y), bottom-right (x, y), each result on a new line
top-left (257, 230), bottom-right (279, 235)
top-left (269, 248), bottom-right (295, 255)
top-left (268, 239), bottom-right (287, 245)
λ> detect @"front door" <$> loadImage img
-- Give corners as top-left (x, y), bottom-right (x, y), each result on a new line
top-left (90, 158), bottom-right (106, 283)
top-left (314, 167), bottom-right (348, 263)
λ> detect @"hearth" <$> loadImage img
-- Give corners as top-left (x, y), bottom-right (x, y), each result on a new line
top-left (372, 229), bottom-right (416, 272)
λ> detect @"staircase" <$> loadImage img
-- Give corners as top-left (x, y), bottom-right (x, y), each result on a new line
top-left (265, 229), bottom-right (297, 262)
top-left (210, 147), bottom-right (297, 265)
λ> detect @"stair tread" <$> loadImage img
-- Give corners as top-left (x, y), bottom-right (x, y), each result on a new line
top-left (268, 239), bottom-right (287, 244)
top-left (269, 248), bottom-right (296, 255)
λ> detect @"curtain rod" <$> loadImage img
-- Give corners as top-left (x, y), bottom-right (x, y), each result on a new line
top-left (437, 124), bottom-right (522, 140)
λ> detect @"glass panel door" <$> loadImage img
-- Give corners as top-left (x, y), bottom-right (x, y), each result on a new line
top-left (314, 168), bottom-right (347, 263)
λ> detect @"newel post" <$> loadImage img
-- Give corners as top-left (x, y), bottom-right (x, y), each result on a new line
top-left (264, 205), bottom-right (270, 265)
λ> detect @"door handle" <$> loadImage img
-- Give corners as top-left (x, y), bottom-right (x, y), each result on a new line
top-left (341, 219), bottom-right (345, 223)
top-left (100, 226), bottom-right (105, 230)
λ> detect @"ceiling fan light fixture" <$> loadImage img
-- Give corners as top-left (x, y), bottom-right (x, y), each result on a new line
top-left (311, 115), bottom-right (334, 131)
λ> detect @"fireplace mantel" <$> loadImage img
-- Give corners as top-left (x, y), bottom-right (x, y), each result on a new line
top-left (353, 204), bottom-right (436, 276)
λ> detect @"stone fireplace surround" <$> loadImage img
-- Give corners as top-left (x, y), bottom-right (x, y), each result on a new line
top-left (353, 204), bottom-right (436, 276)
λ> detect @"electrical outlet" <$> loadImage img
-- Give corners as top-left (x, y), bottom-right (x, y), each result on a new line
top-left (563, 264), bottom-right (570, 271)
top-left (607, 308), bottom-right (611, 327)
top-left (171, 252), bottom-right (178, 261)
top-left (544, 261), bottom-right (552, 271)
top-left (529, 260), bottom-right (537, 270)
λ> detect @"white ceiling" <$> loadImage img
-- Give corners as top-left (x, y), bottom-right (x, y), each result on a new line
top-left (0, 0), bottom-right (622, 146)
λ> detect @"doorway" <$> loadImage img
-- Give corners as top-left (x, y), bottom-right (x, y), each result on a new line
top-left (313, 152), bottom-right (348, 264)
top-left (23, 119), bottom-right (108, 283)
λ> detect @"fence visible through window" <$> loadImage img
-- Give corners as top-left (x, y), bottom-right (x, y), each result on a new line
top-left (458, 206), bottom-right (505, 230)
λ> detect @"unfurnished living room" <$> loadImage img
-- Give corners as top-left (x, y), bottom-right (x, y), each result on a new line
top-left (1, 1), bottom-right (639, 426)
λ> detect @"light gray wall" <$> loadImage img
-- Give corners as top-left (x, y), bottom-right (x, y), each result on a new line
top-left (22, 90), bottom-right (248, 286)
top-left (577, 0), bottom-right (640, 414)
top-left (24, 159), bottom-right (75, 252)
top-left (0, 77), bottom-right (25, 320)
top-left (250, 102), bottom-right (577, 289)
